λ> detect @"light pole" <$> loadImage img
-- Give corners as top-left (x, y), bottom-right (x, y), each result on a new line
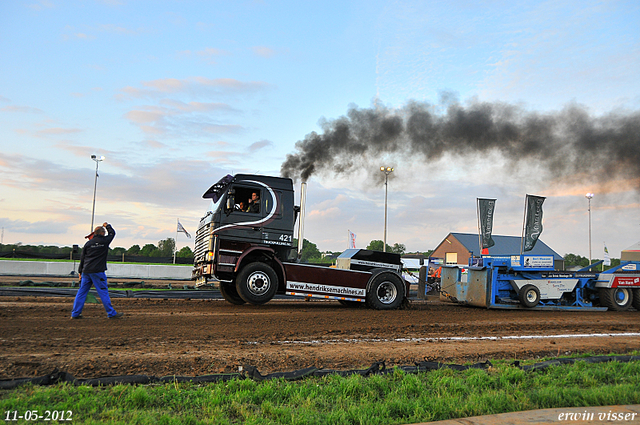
top-left (380, 166), bottom-right (393, 252)
top-left (90, 155), bottom-right (105, 232)
top-left (585, 193), bottom-right (594, 266)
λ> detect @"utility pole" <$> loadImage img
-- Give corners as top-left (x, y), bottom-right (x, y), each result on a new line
top-left (380, 166), bottom-right (394, 252)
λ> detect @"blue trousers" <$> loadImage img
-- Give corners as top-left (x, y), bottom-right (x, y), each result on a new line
top-left (71, 272), bottom-right (118, 318)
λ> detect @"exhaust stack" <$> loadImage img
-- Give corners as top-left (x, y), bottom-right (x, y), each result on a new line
top-left (296, 181), bottom-right (307, 260)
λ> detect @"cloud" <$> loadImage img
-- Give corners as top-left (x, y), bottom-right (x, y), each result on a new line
top-left (36, 127), bottom-right (83, 137)
top-left (0, 95), bottom-right (11, 103)
top-left (1, 105), bottom-right (44, 114)
top-left (252, 46), bottom-right (276, 58)
top-left (53, 142), bottom-right (113, 161)
top-left (0, 151), bottom-right (229, 210)
top-left (0, 218), bottom-right (68, 234)
top-left (206, 151), bottom-right (242, 165)
top-left (248, 139), bottom-right (274, 152)
top-left (159, 99), bottom-right (237, 113)
top-left (178, 47), bottom-right (231, 64)
top-left (124, 103), bottom-right (243, 136)
top-left (73, 33), bottom-right (94, 40)
top-left (141, 139), bottom-right (167, 149)
top-left (96, 0), bottom-right (124, 7)
top-left (0, 152), bottom-right (92, 192)
top-left (62, 23), bottom-right (147, 42)
top-left (98, 24), bottom-right (140, 35)
top-left (118, 77), bottom-right (271, 100)
top-left (27, 0), bottom-right (53, 11)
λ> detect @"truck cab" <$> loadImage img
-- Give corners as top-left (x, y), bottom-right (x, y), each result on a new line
top-left (193, 174), bottom-right (296, 287)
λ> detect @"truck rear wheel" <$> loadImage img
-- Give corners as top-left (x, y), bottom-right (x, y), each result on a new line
top-left (633, 289), bottom-right (640, 311)
top-left (236, 262), bottom-right (278, 305)
top-left (366, 273), bottom-right (404, 310)
top-left (219, 281), bottom-right (246, 305)
top-left (519, 284), bottom-right (540, 308)
top-left (338, 300), bottom-right (364, 308)
top-left (599, 287), bottom-right (633, 311)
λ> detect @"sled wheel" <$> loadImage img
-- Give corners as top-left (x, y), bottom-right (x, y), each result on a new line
top-left (219, 281), bottom-right (246, 305)
top-left (599, 287), bottom-right (632, 311)
top-left (235, 262), bottom-right (278, 305)
top-left (519, 284), bottom-right (540, 308)
top-left (366, 273), bottom-right (404, 310)
top-left (632, 289), bottom-right (640, 311)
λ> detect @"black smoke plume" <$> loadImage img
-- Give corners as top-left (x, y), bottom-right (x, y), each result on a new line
top-left (281, 100), bottom-right (640, 192)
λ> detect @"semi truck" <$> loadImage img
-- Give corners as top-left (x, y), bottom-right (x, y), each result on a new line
top-left (191, 174), bottom-right (408, 309)
top-left (440, 255), bottom-right (640, 311)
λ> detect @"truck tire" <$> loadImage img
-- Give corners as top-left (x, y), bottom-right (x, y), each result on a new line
top-left (599, 287), bottom-right (633, 311)
top-left (519, 284), bottom-right (540, 308)
top-left (338, 300), bottom-right (365, 308)
top-left (235, 262), bottom-right (278, 305)
top-left (366, 273), bottom-right (404, 310)
top-left (633, 289), bottom-right (640, 311)
top-left (219, 281), bottom-right (246, 305)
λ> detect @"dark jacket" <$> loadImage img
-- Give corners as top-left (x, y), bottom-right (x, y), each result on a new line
top-left (78, 224), bottom-right (116, 274)
top-left (247, 201), bottom-right (260, 214)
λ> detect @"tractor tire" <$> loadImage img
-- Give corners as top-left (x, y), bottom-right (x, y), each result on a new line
top-left (366, 273), bottom-right (405, 310)
top-left (338, 300), bottom-right (365, 308)
top-left (519, 284), bottom-right (540, 308)
top-left (219, 281), bottom-right (246, 305)
top-left (633, 289), bottom-right (640, 311)
top-left (599, 287), bottom-right (633, 311)
top-left (235, 262), bottom-right (278, 305)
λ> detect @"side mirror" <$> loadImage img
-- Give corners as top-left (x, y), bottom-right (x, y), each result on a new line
top-left (225, 194), bottom-right (235, 214)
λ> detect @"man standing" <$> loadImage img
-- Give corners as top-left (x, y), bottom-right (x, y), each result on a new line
top-left (71, 222), bottom-right (123, 319)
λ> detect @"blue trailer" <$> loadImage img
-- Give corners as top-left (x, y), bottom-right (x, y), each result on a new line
top-left (440, 255), bottom-right (640, 311)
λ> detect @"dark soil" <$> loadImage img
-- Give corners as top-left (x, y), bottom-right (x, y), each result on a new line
top-left (2, 293), bottom-right (639, 379)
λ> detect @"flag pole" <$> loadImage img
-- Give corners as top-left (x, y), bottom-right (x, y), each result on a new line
top-left (520, 196), bottom-right (528, 256)
top-left (476, 198), bottom-right (482, 257)
top-left (173, 218), bottom-right (178, 264)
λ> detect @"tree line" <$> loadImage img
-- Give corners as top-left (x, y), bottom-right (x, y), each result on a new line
top-left (0, 239), bottom-right (622, 269)
top-left (0, 238), bottom-right (194, 259)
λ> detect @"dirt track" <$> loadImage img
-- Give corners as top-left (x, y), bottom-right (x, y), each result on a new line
top-left (1, 294), bottom-right (640, 380)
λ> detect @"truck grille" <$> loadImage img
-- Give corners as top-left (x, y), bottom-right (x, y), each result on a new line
top-left (193, 212), bottom-right (214, 263)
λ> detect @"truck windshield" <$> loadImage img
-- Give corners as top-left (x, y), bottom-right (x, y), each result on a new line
top-left (208, 195), bottom-right (224, 214)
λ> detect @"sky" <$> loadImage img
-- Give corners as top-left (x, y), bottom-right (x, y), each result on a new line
top-left (0, 0), bottom-right (639, 259)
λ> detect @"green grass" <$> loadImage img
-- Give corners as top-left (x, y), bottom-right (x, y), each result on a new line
top-left (2, 356), bottom-right (639, 424)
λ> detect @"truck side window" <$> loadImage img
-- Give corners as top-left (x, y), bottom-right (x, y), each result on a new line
top-left (231, 187), bottom-right (261, 214)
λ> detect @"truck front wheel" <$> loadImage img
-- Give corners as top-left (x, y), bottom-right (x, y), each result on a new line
top-left (366, 273), bottom-right (404, 310)
top-left (236, 262), bottom-right (278, 305)
top-left (599, 287), bottom-right (633, 311)
top-left (219, 281), bottom-right (246, 305)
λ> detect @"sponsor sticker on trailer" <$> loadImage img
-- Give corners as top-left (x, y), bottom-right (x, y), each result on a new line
top-left (512, 255), bottom-right (554, 268)
top-left (613, 276), bottom-right (640, 287)
top-left (286, 281), bottom-right (366, 297)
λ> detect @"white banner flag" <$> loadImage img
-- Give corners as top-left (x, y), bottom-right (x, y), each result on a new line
top-left (604, 243), bottom-right (611, 266)
top-left (348, 230), bottom-right (356, 249)
top-left (177, 220), bottom-right (191, 238)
